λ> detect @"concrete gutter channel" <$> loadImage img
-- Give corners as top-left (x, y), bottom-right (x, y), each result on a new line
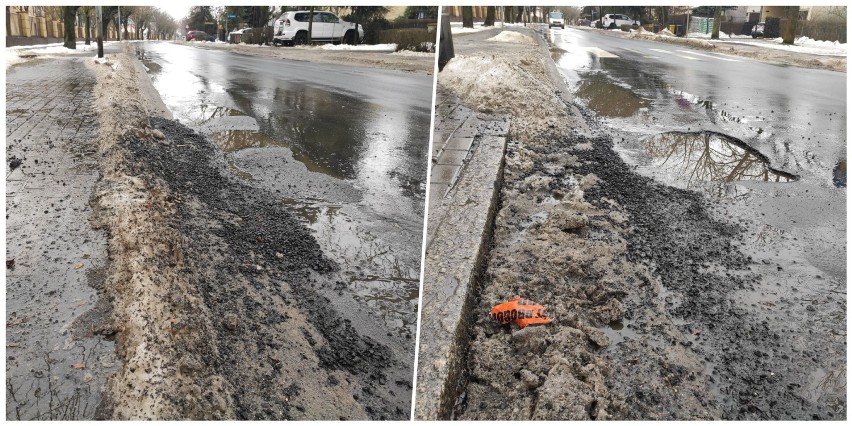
top-left (415, 26), bottom-right (583, 420)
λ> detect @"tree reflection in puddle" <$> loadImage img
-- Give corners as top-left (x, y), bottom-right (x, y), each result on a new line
top-left (832, 160), bottom-right (846, 188)
top-left (641, 131), bottom-right (798, 188)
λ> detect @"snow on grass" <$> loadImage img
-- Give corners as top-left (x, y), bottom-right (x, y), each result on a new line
top-left (486, 30), bottom-right (535, 45)
top-left (7, 41), bottom-right (118, 68)
top-left (687, 31), bottom-right (751, 39)
top-left (390, 50), bottom-right (433, 57)
top-left (8, 40), bottom-right (117, 53)
top-left (320, 43), bottom-right (397, 52)
top-left (451, 21), bottom-right (499, 34)
top-left (713, 35), bottom-right (847, 57)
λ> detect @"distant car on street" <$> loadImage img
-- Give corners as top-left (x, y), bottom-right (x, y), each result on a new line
top-left (548, 11), bottom-right (565, 29)
top-left (186, 30), bottom-right (215, 42)
top-left (602, 13), bottom-right (640, 29)
top-left (576, 18), bottom-right (591, 27)
top-left (751, 22), bottom-right (766, 38)
top-left (272, 10), bottom-right (364, 46)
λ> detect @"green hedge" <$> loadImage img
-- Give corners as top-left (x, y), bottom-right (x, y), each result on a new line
top-left (378, 28), bottom-right (435, 52)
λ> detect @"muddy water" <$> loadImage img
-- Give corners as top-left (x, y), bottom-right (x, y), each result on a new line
top-left (137, 42), bottom-right (428, 345)
top-left (573, 72), bottom-right (648, 118)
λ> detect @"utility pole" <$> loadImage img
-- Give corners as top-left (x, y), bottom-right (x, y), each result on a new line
top-left (97, 6), bottom-right (103, 58)
top-left (118, 6), bottom-right (121, 41)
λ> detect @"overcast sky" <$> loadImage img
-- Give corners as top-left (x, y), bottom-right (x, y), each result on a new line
top-left (160, 5), bottom-right (189, 21)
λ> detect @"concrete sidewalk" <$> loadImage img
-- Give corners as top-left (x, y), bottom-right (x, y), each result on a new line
top-left (6, 57), bottom-right (117, 420)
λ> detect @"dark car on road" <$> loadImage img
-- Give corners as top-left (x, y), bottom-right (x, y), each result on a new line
top-left (186, 30), bottom-right (215, 42)
top-left (751, 22), bottom-right (766, 38)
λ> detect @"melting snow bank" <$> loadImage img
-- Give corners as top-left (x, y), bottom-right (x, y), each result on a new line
top-left (486, 30), bottom-right (536, 45)
top-left (7, 41), bottom-right (120, 68)
top-left (623, 27), bottom-right (846, 71)
top-left (321, 43), bottom-right (397, 52)
top-left (715, 35), bottom-right (847, 57)
top-left (439, 54), bottom-right (568, 125)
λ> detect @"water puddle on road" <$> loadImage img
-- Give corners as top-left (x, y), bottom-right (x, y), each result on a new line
top-left (574, 73), bottom-right (648, 118)
top-left (669, 90), bottom-right (769, 136)
top-left (832, 160), bottom-right (846, 188)
top-left (278, 197), bottom-right (419, 338)
top-left (639, 131), bottom-right (798, 190)
top-left (142, 59), bottom-right (161, 74)
top-left (210, 130), bottom-right (341, 177)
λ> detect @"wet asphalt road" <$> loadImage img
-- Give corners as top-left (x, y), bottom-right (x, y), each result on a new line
top-left (549, 26), bottom-right (845, 186)
top-left (546, 26), bottom-right (846, 418)
top-left (133, 40), bottom-right (431, 395)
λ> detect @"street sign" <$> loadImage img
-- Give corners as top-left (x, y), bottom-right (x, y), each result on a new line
top-left (228, 14), bottom-right (236, 19)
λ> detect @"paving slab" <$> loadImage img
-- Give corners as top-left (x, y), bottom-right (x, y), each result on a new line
top-left (5, 57), bottom-right (117, 420)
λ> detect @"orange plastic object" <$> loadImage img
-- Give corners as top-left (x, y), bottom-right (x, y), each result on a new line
top-left (490, 297), bottom-right (552, 329)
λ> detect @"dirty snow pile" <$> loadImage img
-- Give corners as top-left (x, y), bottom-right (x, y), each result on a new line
top-left (439, 54), bottom-right (568, 129)
top-left (321, 43), bottom-right (397, 52)
top-left (486, 30), bottom-right (536, 45)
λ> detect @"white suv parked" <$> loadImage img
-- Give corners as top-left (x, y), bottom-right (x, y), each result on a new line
top-left (272, 10), bottom-right (364, 46)
top-left (601, 13), bottom-right (640, 29)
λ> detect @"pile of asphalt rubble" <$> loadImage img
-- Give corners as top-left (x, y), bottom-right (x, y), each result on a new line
top-left (77, 46), bottom-right (413, 420)
top-left (448, 39), bottom-right (839, 420)
top-left (109, 117), bottom-right (407, 419)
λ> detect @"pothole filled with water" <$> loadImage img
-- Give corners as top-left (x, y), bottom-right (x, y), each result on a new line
top-left (574, 73), bottom-right (648, 118)
top-left (637, 131), bottom-right (798, 191)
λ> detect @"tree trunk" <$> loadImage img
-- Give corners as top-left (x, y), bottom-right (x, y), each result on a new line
top-left (84, 11), bottom-right (91, 44)
top-left (63, 6), bottom-right (78, 49)
top-left (307, 6), bottom-right (314, 43)
top-left (462, 6), bottom-right (473, 28)
top-left (782, 6), bottom-right (800, 45)
top-left (711, 6), bottom-right (722, 39)
top-left (484, 6), bottom-right (495, 27)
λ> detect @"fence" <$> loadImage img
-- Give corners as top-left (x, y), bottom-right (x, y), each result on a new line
top-left (689, 16), bottom-right (714, 34)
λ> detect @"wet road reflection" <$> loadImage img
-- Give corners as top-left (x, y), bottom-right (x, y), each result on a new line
top-left (138, 41), bottom-right (430, 340)
top-left (551, 27), bottom-right (845, 188)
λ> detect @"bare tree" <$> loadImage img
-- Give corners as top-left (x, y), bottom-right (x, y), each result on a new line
top-left (484, 6), bottom-right (495, 26)
top-left (783, 6), bottom-right (801, 45)
top-left (133, 6), bottom-right (154, 40)
top-left (60, 6), bottom-right (79, 49)
top-left (307, 7), bottom-right (315, 44)
top-left (711, 6), bottom-right (722, 39)
top-left (79, 6), bottom-right (93, 44)
top-left (462, 6), bottom-right (473, 28)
